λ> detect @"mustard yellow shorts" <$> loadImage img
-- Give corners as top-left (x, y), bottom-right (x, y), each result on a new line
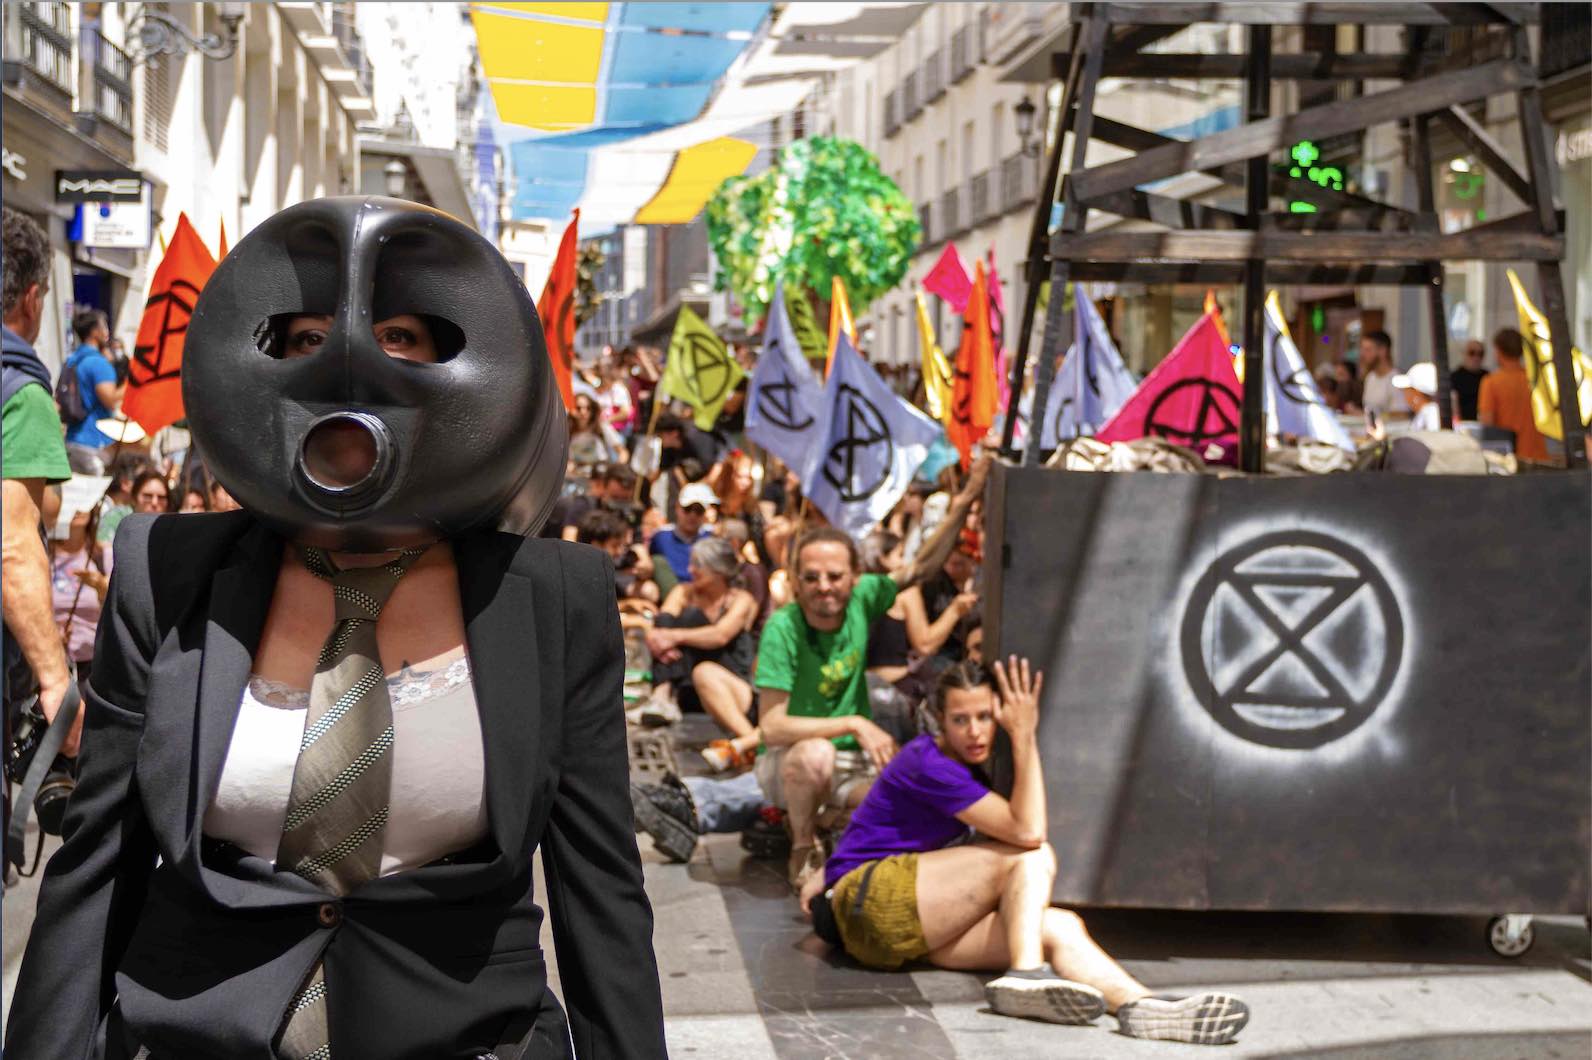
top-left (829, 853), bottom-right (929, 971)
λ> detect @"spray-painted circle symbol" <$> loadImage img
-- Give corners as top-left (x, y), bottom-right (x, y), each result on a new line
top-left (1143, 377), bottom-right (1241, 448)
top-left (822, 384), bottom-right (893, 502)
top-left (1179, 530), bottom-right (1403, 750)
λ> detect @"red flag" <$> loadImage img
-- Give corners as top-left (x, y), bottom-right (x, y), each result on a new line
top-left (124, 214), bottom-right (216, 434)
top-left (218, 218), bottom-right (229, 259)
top-left (1097, 310), bottom-right (1243, 461)
top-left (947, 262), bottom-right (998, 470)
top-left (923, 243), bottom-right (973, 313)
top-left (538, 209), bottom-right (579, 411)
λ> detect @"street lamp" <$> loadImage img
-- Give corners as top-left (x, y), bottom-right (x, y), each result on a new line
top-left (129, 1), bottom-right (248, 66)
top-left (383, 159), bottom-right (408, 198)
top-left (1014, 96), bottom-right (1040, 158)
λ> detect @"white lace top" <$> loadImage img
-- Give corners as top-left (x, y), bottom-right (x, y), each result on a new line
top-left (203, 655), bottom-right (489, 876)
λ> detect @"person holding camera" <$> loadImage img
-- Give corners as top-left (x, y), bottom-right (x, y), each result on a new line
top-left (3, 209), bottom-right (81, 861)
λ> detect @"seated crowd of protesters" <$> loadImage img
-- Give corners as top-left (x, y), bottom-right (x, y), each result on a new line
top-left (36, 331), bottom-right (1249, 1046)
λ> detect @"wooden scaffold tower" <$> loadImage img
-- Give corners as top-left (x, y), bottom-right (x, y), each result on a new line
top-left (1001, 2), bottom-right (1586, 471)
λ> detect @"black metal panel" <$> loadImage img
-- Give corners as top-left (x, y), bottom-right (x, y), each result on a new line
top-left (990, 465), bottom-right (1592, 915)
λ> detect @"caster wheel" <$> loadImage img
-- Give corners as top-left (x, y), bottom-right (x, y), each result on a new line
top-left (1487, 915), bottom-right (1534, 957)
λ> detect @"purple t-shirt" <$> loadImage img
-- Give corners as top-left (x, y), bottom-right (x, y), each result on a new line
top-left (824, 733), bottom-right (990, 888)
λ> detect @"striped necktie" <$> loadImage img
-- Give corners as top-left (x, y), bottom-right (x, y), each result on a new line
top-left (274, 544), bottom-right (425, 1060)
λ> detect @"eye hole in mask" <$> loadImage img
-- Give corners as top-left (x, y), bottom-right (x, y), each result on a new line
top-left (252, 312), bottom-right (466, 364)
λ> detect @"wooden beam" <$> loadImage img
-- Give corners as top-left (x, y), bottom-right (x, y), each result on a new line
top-left (1436, 104), bottom-right (1534, 204)
top-left (1065, 261), bottom-right (1437, 285)
top-left (1264, 209), bottom-right (1414, 232)
top-left (1101, 52), bottom-right (1411, 79)
top-left (1082, 188), bottom-right (1249, 229)
top-left (1108, 24), bottom-right (1185, 52)
top-left (1051, 228), bottom-right (1564, 262)
top-left (1071, 58), bottom-right (1530, 202)
top-left (1098, 3), bottom-right (1535, 25)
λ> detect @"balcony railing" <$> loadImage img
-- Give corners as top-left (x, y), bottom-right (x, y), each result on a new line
top-left (917, 202), bottom-right (933, 246)
top-left (940, 187), bottom-right (963, 238)
top-left (902, 71), bottom-right (921, 121)
top-left (1001, 152), bottom-right (1038, 213)
top-left (951, 25), bottom-right (976, 83)
top-left (17, 2), bottom-right (74, 96)
top-left (969, 169), bottom-right (994, 227)
top-left (883, 89), bottom-right (900, 138)
top-left (923, 49), bottom-right (944, 103)
top-left (87, 30), bottom-right (133, 134)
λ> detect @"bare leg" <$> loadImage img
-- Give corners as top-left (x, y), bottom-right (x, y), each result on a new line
top-left (778, 738), bottom-right (836, 851)
top-left (691, 661), bottom-right (758, 751)
top-left (916, 842), bottom-right (1027, 952)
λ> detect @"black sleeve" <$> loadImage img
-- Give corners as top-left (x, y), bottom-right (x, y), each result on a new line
top-left (6, 516), bottom-right (161, 1057)
top-left (542, 547), bottom-right (667, 1058)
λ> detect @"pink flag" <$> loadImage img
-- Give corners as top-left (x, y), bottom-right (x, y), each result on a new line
top-left (986, 250), bottom-right (1010, 410)
top-left (1096, 311), bottom-right (1243, 463)
top-left (923, 243), bottom-right (973, 314)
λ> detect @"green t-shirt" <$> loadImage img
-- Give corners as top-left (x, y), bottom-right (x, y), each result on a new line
top-left (755, 572), bottom-right (898, 751)
top-left (2, 384), bottom-right (71, 483)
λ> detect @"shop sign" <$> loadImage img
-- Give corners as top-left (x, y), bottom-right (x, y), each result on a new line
top-left (55, 169), bottom-right (144, 203)
top-left (74, 200), bottom-right (151, 250)
top-left (1557, 122), bottom-right (1592, 168)
top-left (1, 147), bottom-right (25, 182)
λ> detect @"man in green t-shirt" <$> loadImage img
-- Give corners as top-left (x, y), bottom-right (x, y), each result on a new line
top-left (3, 207), bottom-right (78, 766)
top-left (756, 457), bottom-right (990, 887)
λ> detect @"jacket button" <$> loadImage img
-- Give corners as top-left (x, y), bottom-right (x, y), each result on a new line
top-left (317, 902), bottom-right (341, 928)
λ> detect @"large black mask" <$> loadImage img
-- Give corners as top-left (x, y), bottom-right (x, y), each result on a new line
top-left (184, 197), bottom-right (567, 551)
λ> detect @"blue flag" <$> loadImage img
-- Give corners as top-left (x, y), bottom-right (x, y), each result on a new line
top-left (746, 285), bottom-right (824, 472)
top-left (1040, 291), bottom-right (1137, 447)
top-left (802, 333), bottom-right (941, 536)
top-left (1264, 292), bottom-right (1354, 450)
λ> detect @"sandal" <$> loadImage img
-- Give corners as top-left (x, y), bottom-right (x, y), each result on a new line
top-left (701, 739), bottom-right (753, 773)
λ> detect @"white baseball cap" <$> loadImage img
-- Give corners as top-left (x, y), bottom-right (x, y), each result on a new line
top-left (1391, 362), bottom-right (1438, 397)
top-left (678, 482), bottom-right (720, 509)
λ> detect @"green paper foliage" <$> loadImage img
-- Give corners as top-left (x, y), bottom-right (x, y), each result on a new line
top-left (706, 136), bottom-right (920, 328)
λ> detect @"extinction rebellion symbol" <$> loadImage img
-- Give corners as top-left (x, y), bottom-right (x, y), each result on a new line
top-left (1143, 377), bottom-right (1241, 449)
top-left (683, 333), bottom-right (733, 406)
top-left (822, 384), bottom-right (893, 502)
top-left (1179, 531), bottom-right (1403, 750)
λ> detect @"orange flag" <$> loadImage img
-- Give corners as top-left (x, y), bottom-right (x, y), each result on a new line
top-left (947, 261), bottom-right (998, 470)
top-left (124, 213), bottom-right (216, 434)
top-left (824, 274), bottom-right (857, 377)
top-left (1204, 288), bottom-right (1231, 349)
top-left (218, 218), bottom-right (228, 259)
top-left (538, 208), bottom-right (579, 411)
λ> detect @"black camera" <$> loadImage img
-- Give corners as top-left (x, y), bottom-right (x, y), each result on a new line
top-left (5, 702), bottom-right (76, 836)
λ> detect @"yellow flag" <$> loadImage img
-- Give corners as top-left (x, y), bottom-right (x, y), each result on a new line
top-left (661, 305), bottom-right (745, 431)
top-left (915, 289), bottom-right (953, 422)
top-left (784, 283), bottom-right (827, 365)
top-left (825, 274), bottom-right (858, 377)
top-left (1506, 268), bottom-right (1592, 440)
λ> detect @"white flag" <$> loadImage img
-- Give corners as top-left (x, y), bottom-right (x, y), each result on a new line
top-left (802, 333), bottom-right (941, 536)
top-left (1040, 291), bottom-right (1136, 448)
top-left (746, 285), bottom-right (824, 472)
top-left (1264, 292), bottom-right (1353, 450)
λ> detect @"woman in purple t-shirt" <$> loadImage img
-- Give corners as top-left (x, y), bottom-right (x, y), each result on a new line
top-left (802, 658), bottom-right (1250, 1046)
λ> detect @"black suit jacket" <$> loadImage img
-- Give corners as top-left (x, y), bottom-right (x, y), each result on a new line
top-left (6, 511), bottom-right (666, 1059)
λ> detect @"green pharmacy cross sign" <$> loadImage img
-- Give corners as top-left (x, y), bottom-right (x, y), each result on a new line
top-left (1285, 140), bottom-right (1344, 214)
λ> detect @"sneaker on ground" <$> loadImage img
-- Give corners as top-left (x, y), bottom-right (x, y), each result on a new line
top-left (984, 965), bottom-right (1106, 1025)
top-left (639, 695), bottom-right (682, 728)
top-left (1114, 992), bottom-right (1250, 1045)
top-left (629, 774), bottom-right (700, 863)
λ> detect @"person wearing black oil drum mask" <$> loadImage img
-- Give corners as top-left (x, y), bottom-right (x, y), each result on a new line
top-left (7, 198), bottom-right (666, 1060)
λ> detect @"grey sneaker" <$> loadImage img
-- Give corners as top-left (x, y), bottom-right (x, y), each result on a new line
top-left (629, 774), bottom-right (700, 863)
top-left (984, 964), bottom-right (1106, 1025)
top-left (1115, 992), bottom-right (1250, 1045)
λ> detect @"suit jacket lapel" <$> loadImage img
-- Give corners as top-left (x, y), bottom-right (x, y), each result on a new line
top-left (455, 529), bottom-right (548, 865)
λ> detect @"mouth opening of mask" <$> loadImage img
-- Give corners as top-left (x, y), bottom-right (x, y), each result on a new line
top-left (298, 411), bottom-right (393, 502)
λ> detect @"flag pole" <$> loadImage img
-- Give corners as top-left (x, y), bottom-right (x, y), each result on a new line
top-left (634, 393), bottom-right (666, 504)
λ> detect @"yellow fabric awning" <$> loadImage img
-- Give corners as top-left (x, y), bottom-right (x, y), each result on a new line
top-left (635, 137), bottom-right (759, 224)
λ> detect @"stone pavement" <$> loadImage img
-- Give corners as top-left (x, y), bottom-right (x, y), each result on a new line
top-left (6, 793), bottom-right (1590, 1058)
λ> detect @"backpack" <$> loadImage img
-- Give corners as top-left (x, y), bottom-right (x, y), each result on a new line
top-left (54, 351), bottom-right (89, 426)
